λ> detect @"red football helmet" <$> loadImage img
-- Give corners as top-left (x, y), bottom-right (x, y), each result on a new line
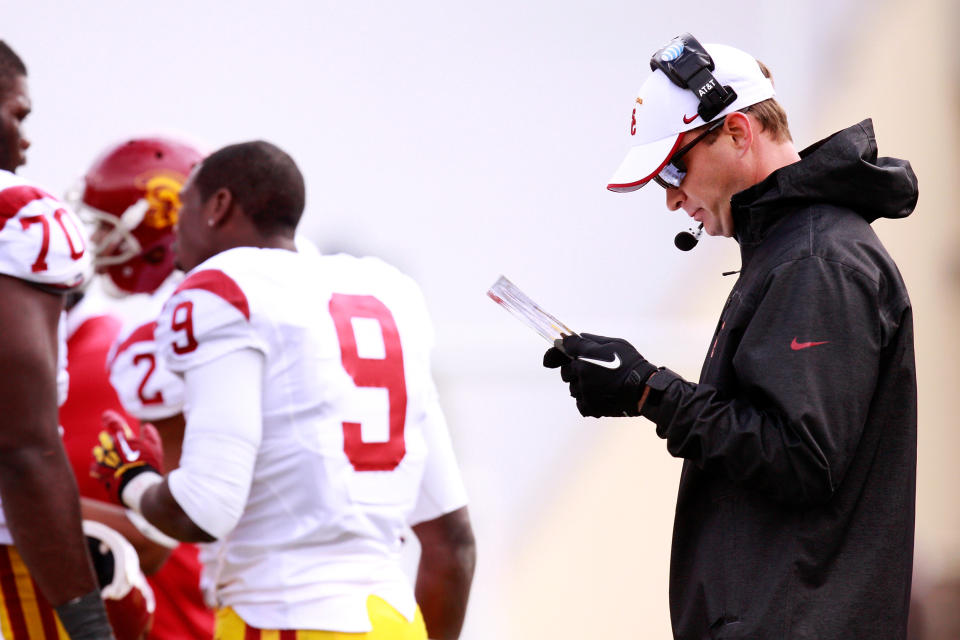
top-left (77, 137), bottom-right (204, 294)
top-left (83, 520), bottom-right (156, 640)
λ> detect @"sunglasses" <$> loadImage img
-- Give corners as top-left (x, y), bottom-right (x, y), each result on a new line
top-left (653, 118), bottom-right (726, 189)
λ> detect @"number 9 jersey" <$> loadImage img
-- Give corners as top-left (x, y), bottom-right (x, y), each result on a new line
top-left (154, 246), bottom-right (468, 632)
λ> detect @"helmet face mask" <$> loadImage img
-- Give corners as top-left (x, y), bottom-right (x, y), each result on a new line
top-left (75, 137), bottom-right (204, 294)
top-left (81, 204), bottom-right (145, 267)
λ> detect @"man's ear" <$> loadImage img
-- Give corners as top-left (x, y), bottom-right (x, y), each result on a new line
top-left (205, 187), bottom-right (234, 227)
top-left (723, 111), bottom-right (753, 156)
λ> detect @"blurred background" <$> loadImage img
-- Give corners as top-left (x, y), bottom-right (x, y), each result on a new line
top-left (7, 0), bottom-right (958, 636)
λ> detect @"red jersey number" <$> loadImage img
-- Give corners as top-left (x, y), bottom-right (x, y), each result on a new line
top-left (133, 353), bottom-right (164, 406)
top-left (171, 301), bottom-right (199, 355)
top-left (54, 209), bottom-right (86, 260)
top-left (329, 293), bottom-right (408, 472)
top-left (20, 208), bottom-right (86, 272)
top-left (20, 215), bottom-right (50, 272)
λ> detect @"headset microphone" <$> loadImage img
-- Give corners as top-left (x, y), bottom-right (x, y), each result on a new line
top-left (674, 223), bottom-right (704, 251)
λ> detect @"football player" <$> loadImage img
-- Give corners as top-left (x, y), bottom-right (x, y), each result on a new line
top-left (61, 291), bottom-right (160, 640)
top-left (92, 140), bottom-right (476, 639)
top-left (0, 40), bottom-right (114, 638)
top-left (61, 136), bottom-right (215, 639)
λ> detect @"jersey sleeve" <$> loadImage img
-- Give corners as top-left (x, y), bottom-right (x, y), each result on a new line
top-left (156, 268), bottom-right (267, 374)
top-left (403, 277), bottom-right (467, 524)
top-left (394, 274), bottom-right (467, 524)
top-left (109, 320), bottom-right (186, 421)
top-left (407, 381), bottom-right (469, 525)
top-left (0, 178), bottom-right (91, 289)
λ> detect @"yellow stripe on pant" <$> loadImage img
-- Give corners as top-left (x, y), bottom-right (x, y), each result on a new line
top-left (0, 546), bottom-right (69, 639)
top-left (215, 595), bottom-right (427, 639)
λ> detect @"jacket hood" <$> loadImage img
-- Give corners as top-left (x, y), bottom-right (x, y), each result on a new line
top-left (731, 119), bottom-right (918, 242)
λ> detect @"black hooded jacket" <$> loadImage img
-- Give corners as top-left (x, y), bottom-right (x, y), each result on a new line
top-left (642, 120), bottom-right (918, 639)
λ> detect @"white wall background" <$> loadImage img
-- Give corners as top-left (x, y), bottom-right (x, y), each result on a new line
top-left (12, 1), bottom-right (955, 638)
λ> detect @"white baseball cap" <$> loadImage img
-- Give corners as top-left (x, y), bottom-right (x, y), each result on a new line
top-left (607, 41), bottom-right (775, 192)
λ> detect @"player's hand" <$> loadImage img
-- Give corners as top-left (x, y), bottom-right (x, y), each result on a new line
top-left (544, 333), bottom-right (657, 418)
top-left (91, 410), bottom-right (164, 505)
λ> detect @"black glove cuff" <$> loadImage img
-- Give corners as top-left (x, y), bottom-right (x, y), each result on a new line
top-left (621, 369), bottom-right (649, 417)
top-left (54, 589), bottom-right (115, 640)
top-left (117, 463), bottom-right (161, 500)
top-left (639, 367), bottom-right (680, 422)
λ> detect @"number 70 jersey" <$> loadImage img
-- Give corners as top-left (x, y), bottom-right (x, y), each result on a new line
top-left (0, 170), bottom-right (91, 547)
top-left (154, 247), bottom-right (467, 630)
top-left (0, 170), bottom-right (90, 290)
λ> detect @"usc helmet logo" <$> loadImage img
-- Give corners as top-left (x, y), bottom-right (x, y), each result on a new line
top-left (142, 175), bottom-right (184, 229)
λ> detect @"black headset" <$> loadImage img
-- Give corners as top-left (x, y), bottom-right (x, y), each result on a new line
top-left (650, 33), bottom-right (737, 122)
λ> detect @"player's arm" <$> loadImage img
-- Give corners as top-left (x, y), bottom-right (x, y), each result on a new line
top-left (407, 370), bottom-right (476, 640)
top-left (94, 348), bottom-right (263, 543)
top-left (0, 275), bottom-right (113, 633)
top-left (412, 506), bottom-right (476, 640)
top-left (91, 410), bottom-right (194, 547)
top-left (98, 345), bottom-right (190, 554)
top-left (151, 412), bottom-right (186, 472)
top-left (80, 498), bottom-right (172, 574)
top-left (137, 481), bottom-right (214, 542)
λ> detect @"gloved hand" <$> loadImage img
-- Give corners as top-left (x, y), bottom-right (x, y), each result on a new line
top-left (543, 333), bottom-right (657, 418)
top-left (91, 410), bottom-right (164, 506)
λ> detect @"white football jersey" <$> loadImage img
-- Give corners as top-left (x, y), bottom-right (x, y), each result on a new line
top-left (109, 233), bottom-right (316, 422)
top-left (155, 247), bottom-right (468, 631)
top-left (108, 275), bottom-right (185, 421)
top-left (0, 170), bottom-right (90, 289)
top-left (0, 170), bottom-right (92, 545)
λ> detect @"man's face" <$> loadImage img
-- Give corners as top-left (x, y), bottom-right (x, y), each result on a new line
top-left (174, 169), bottom-right (209, 272)
top-left (663, 127), bottom-right (739, 238)
top-left (0, 75), bottom-right (31, 172)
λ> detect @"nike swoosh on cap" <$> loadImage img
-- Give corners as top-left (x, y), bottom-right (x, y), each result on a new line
top-left (683, 114), bottom-right (699, 124)
top-left (790, 337), bottom-right (829, 351)
top-left (578, 354), bottom-right (621, 369)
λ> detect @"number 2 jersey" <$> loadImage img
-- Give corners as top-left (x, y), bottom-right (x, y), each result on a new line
top-left (107, 275), bottom-right (185, 423)
top-left (0, 169), bottom-right (91, 546)
top-left (154, 246), bottom-right (468, 632)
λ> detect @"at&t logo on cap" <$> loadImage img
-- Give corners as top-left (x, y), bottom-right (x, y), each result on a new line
top-left (660, 41), bottom-right (684, 62)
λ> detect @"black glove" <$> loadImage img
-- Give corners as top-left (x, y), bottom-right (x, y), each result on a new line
top-left (543, 333), bottom-right (657, 418)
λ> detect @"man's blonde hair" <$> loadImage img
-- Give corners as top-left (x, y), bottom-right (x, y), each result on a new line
top-left (699, 59), bottom-right (792, 144)
top-left (744, 60), bottom-right (792, 142)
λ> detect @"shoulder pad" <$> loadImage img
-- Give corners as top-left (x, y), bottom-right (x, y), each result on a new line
top-left (0, 177), bottom-right (92, 289)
